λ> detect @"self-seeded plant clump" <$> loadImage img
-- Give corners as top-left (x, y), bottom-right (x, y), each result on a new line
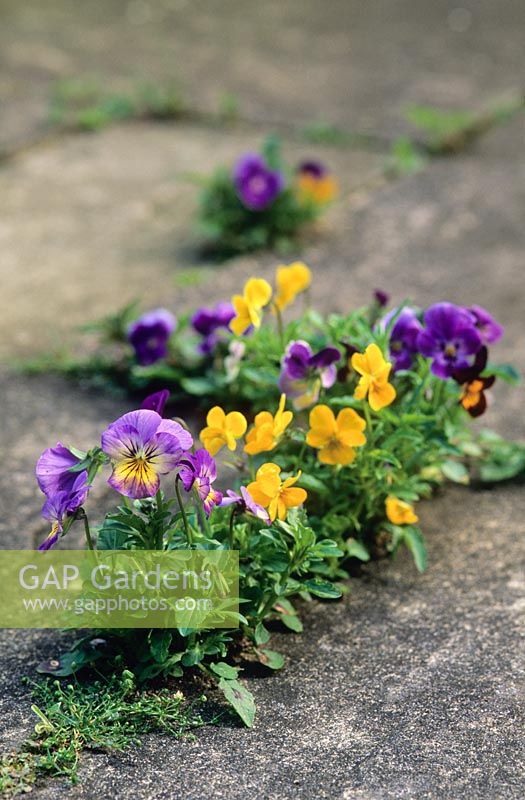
top-left (196, 137), bottom-right (338, 257)
top-left (0, 671), bottom-right (204, 794)
top-left (34, 386), bottom-right (342, 728)
top-left (32, 267), bottom-right (521, 729)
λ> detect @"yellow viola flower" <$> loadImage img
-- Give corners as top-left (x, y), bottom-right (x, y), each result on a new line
top-left (306, 404), bottom-right (366, 465)
top-left (200, 406), bottom-right (248, 456)
top-left (297, 172), bottom-right (339, 206)
top-left (247, 462), bottom-right (307, 522)
top-left (274, 262), bottom-right (312, 311)
top-left (230, 277), bottom-right (273, 336)
top-left (385, 496), bottom-right (419, 525)
top-left (244, 394), bottom-right (293, 455)
top-left (351, 343), bottom-right (397, 411)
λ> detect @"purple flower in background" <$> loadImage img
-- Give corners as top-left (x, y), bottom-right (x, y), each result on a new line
top-left (233, 153), bottom-right (284, 211)
top-left (128, 309), bottom-right (176, 366)
top-left (467, 305), bottom-right (504, 345)
top-left (179, 449), bottom-right (222, 516)
top-left (417, 302), bottom-right (482, 379)
top-left (383, 307), bottom-right (423, 371)
top-left (298, 160), bottom-right (327, 179)
top-left (141, 389), bottom-right (170, 416)
top-left (220, 486), bottom-right (271, 524)
top-left (191, 302), bottom-right (235, 355)
top-left (374, 289), bottom-right (390, 308)
top-left (101, 410), bottom-right (192, 499)
top-left (279, 340), bottom-right (341, 409)
top-left (36, 443), bottom-right (88, 499)
top-left (38, 472), bottom-right (90, 551)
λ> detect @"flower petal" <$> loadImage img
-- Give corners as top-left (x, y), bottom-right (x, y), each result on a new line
top-left (207, 406), bottom-right (226, 428)
top-left (109, 458), bottom-right (160, 499)
top-left (369, 381), bottom-right (397, 411)
top-left (225, 411), bottom-right (248, 437)
top-left (309, 404), bottom-right (336, 438)
top-left (157, 419), bottom-right (193, 450)
top-left (244, 278), bottom-right (273, 309)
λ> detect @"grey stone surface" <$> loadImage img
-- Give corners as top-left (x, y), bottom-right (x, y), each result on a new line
top-left (2, 483), bottom-right (524, 800)
top-left (1, 0), bottom-right (524, 150)
top-left (1, 5), bottom-right (524, 797)
top-left (0, 122), bottom-right (383, 359)
top-left (1, 116), bottom-right (524, 796)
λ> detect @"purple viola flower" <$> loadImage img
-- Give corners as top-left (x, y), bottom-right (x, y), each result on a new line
top-left (233, 153), bottom-right (284, 211)
top-left (101, 409), bottom-right (192, 499)
top-left (467, 305), bottom-right (504, 345)
top-left (279, 340), bottom-right (341, 410)
top-left (128, 309), bottom-right (176, 366)
top-left (141, 389), bottom-right (170, 416)
top-left (374, 289), bottom-right (390, 308)
top-left (38, 472), bottom-right (90, 551)
top-left (179, 449), bottom-right (222, 517)
top-left (382, 307), bottom-right (423, 371)
top-left (297, 160), bottom-right (327, 179)
top-left (36, 443), bottom-right (89, 499)
top-left (220, 486), bottom-right (271, 525)
top-left (417, 302), bottom-right (482, 379)
top-left (191, 302), bottom-right (235, 355)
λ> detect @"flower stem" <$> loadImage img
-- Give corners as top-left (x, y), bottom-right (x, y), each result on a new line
top-left (273, 303), bottom-right (285, 351)
top-left (194, 488), bottom-right (211, 537)
top-left (175, 477), bottom-right (192, 546)
top-left (228, 508), bottom-right (236, 550)
top-left (363, 402), bottom-right (373, 440)
top-left (155, 490), bottom-right (164, 550)
top-left (295, 437), bottom-right (307, 470)
top-left (82, 512), bottom-right (95, 552)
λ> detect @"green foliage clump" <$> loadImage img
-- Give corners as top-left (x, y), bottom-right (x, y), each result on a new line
top-left (49, 77), bottom-right (187, 132)
top-left (196, 137), bottom-right (335, 258)
top-left (0, 671), bottom-right (203, 795)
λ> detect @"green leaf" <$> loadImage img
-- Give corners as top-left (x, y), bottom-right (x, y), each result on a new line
top-left (310, 541), bottom-right (344, 558)
top-left (254, 622), bottom-right (271, 645)
top-left (346, 538), bottom-right (371, 561)
top-left (218, 678), bottom-right (256, 727)
top-left (96, 525), bottom-right (132, 550)
top-left (179, 377), bottom-right (215, 396)
top-left (281, 614), bottom-right (303, 633)
top-left (441, 460), bottom-right (470, 484)
top-left (150, 631), bottom-right (172, 664)
top-left (255, 648), bottom-right (285, 670)
top-left (36, 646), bottom-right (101, 677)
top-left (302, 579), bottom-right (342, 599)
top-left (402, 527), bottom-right (428, 573)
top-left (210, 661), bottom-right (240, 680)
top-left (485, 363), bottom-right (521, 386)
top-left (296, 473), bottom-right (329, 496)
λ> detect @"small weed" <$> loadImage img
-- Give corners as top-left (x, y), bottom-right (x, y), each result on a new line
top-left (385, 137), bottom-right (428, 177)
top-left (49, 77), bottom-right (187, 132)
top-left (0, 671), bottom-right (204, 796)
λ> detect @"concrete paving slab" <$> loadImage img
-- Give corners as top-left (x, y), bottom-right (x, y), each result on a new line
top-left (0, 121), bottom-right (383, 359)
top-left (2, 481), bottom-right (524, 800)
top-left (0, 52), bottom-right (524, 800)
top-left (1, 0), bottom-right (524, 150)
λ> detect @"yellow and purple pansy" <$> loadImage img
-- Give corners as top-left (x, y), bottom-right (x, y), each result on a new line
top-left (101, 409), bottom-right (193, 499)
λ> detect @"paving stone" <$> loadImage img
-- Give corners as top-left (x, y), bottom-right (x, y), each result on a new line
top-left (2, 483), bottom-right (524, 800)
top-left (1, 0), bottom-right (524, 150)
top-left (0, 122), bottom-right (383, 359)
top-left (1, 20), bottom-right (524, 799)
